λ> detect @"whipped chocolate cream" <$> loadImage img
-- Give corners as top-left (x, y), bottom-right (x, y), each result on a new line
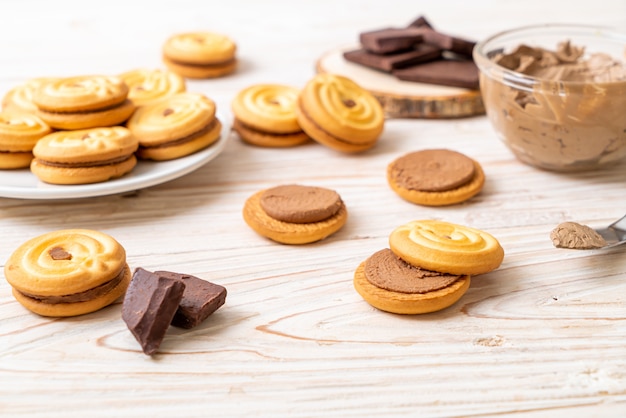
top-left (364, 249), bottom-right (461, 293)
top-left (260, 184), bottom-right (343, 223)
top-left (550, 221), bottom-right (607, 249)
top-left (481, 40), bottom-right (626, 171)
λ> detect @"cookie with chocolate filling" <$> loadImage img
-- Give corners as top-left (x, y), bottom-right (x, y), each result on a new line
top-left (0, 112), bottom-right (52, 169)
top-left (30, 126), bottom-right (138, 185)
top-left (162, 31), bottom-right (237, 79)
top-left (32, 75), bottom-right (136, 130)
top-left (4, 229), bottom-right (131, 317)
top-left (126, 92), bottom-right (221, 161)
top-left (387, 149), bottom-right (485, 206)
top-left (242, 184), bottom-right (348, 244)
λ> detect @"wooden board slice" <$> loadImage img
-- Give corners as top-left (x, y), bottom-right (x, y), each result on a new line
top-left (315, 46), bottom-right (485, 119)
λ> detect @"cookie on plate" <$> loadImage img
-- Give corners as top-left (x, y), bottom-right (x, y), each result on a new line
top-left (295, 73), bottom-right (384, 153)
top-left (354, 219), bottom-right (504, 314)
top-left (32, 75), bottom-right (136, 130)
top-left (0, 112), bottom-right (52, 169)
top-left (4, 229), bottom-right (131, 317)
top-left (231, 84), bottom-right (309, 147)
top-left (243, 184), bottom-right (348, 244)
top-left (1, 77), bottom-right (58, 115)
top-left (162, 31), bottom-right (237, 79)
top-left (119, 68), bottom-right (186, 107)
top-left (126, 92), bottom-right (221, 161)
top-left (387, 149), bottom-right (485, 206)
top-left (30, 126), bottom-right (139, 185)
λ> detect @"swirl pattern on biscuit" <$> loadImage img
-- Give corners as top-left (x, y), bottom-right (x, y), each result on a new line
top-left (307, 74), bottom-right (383, 134)
top-left (120, 69), bottom-right (186, 106)
top-left (165, 32), bottom-right (235, 62)
top-left (235, 84), bottom-right (300, 132)
top-left (0, 113), bottom-right (51, 148)
top-left (36, 76), bottom-right (128, 107)
top-left (17, 230), bottom-right (126, 294)
top-left (129, 92), bottom-right (215, 131)
top-left (396, 220), bottom-right (499, 254)
top-left (2, 77), bottom-right (57, 113)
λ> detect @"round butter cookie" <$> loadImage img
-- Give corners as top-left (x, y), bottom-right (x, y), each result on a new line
top-left (126, 92), bottom-right (221, 161)
top-left (295, 73), bottom-right (384, 153)
top-left (387, 149), bottom-right (485, 206)
top-left (162, 31), bottom-right (237, 79)
top-left (4, 229), bottom-right (131, 317)
top-left (231, 84), bottom-right (309, 147)
top-left (119, 68), bottom-right (186, 107)
top-left (31, 126), bottom-right (138, 185)
top-left (1, 77), bottom-right (59, 115)
top-left (389, 220), bottom-right (504, 276)
top-left (353, 249), bottom-right (470, 314)
top-left (243, 184), bottom-right (348, 244)
top-left (0, 112), bottom-right (52, 169)
top-left (33, 75), bottom-right (136, 130)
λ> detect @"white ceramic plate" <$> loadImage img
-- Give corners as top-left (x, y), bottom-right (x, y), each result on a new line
top-left (0, 113), bottom-right (231, 200)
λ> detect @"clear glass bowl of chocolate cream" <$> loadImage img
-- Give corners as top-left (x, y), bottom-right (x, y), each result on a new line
top-left (474, 24), bottom-right (626, 171)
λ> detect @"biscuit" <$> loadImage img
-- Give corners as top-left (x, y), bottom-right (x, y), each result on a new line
top-left (243, 184), bottom-right (348, 244)
top-left (0, 112), bottom-right (52, 169)
top-left (126, 92), bottom-right (221, 161)
top-left (4, 229), bottom-right (131, 317)
top-left (162, 32), bottom-right (237, 79)
top-left (33, 75), bottom-right (136, 130)
top-left (353, 249), bottom-right (470, 314)
top-left (119, 68), bottom-right (186, 107)
top-left (389, 220), bottom-right (504, 275)
top-left (231, 84), bottom-right (309, 147)
top-left (30, 126), bottom-right (139, 185)
top-left (295, 73), bottom-right (384, 153)
top-left (1, 77), bottom-right (59, 115)
top-left (387, 149), bottom-right (485, 206)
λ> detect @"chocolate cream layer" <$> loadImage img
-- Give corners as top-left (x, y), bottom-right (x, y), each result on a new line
top-left (140, 118), bottom-right (218, 149)
top-left (35, 154), bottom-right (135, 168)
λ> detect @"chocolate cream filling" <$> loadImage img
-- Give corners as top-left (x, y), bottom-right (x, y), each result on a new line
top-left (36, 154), bottom-right (135, 168)
top-left (233, 118), bottom-right (303, 136)
top-left (140, 118), bottom-right (218, 149)
top-left (167, 57), bottom-right (236, 68)
top-left (37, 99), bottom-right (130, 115)
top-left (17, 266), bottom-right (126, 304)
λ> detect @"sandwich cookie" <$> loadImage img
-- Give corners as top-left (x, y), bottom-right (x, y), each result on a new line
top-left (0, 112), bottom-right (52, 169)
top-left (162, 31), bottom-right (237, 79)
top-left (1, 77), bottom-right (58, 115)
top-left (354, 219), bottom-right (503, 314)
top-left (32, 75), bottom-right (136, 130)
top-left (387, 149), bottom-right (485, 206)
top-left (126, 92), bottom-right (221, 161)
top-left (296, 73), bottom-right (384, 153)
top-left (4, 229), bottom-right (131, 317)
top-left (231, 84), bottom-right (309, 147)
top-left (243, 184), bottom-right (348, 244)
top-left (119, 68), bottom-right (186, 107)
top-left (30, 126), bottom-right (138, 185)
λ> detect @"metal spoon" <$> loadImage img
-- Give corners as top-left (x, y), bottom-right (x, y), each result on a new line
top-left (595, 214), bottom-right (626, 248)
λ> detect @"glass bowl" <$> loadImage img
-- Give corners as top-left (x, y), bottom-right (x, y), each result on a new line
top-left (473, 24), bottom-right (626, 172)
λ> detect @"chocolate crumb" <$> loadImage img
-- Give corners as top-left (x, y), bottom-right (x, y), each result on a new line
top-left (163, 108), bottom-right (174, 117)
top-left (343, 99), bottom-right (356, 108)
top-left (49, 247), bottom-right (72, 260)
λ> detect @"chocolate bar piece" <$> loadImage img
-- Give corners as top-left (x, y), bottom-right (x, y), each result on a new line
top-left (122, 268), bottom-right (185, 356)
top-left (343, 44), bottom-right (441, 72)
top-left (360, 27), bottom-right (424, 54)
top-left (420, 29), bottom-right (476, 58)
top-left (407, 15), bottom-right (434, 29)
top-left (393, 59), bottom-right (480, 89)
top-left (155, 271), bottom-right (227, 329)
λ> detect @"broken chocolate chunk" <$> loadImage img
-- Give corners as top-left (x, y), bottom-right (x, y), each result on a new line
top-left (49, 247), bottom-right (72, 260)
top-left (122, 268), bottom-right (186, 356)
top-left (393, 59), bottom-right (480, 89)
top-left (420, 28), bottom-right (476, 58)
top-left (343, 44), bottom-right (441, 72)
top-left (155, 271), bottom-right (227, 329)
top-left (359, 27), bottom-right (424, 54)
top-left (407, 15), bottom-right (434, 29)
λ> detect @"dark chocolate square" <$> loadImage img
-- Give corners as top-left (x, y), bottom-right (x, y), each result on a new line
top-left (343, 44), bottom-right (441, 72)
top-left (392, 59), bottom-right (480, 89)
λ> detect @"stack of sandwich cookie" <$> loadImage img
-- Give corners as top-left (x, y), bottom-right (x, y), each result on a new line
top-left (119, 68), bottom-right (186, 107)
top-left (231, 84), bottom-right (309, 147)
top-left (354, 220), bottom-right (504, 314)
top-left (243, 184), bottom-right (348, 244)
top-left (126, 92), bottom-right (221, 161)
top-left (162, 31), bottom-right (237, 79)
top-left (0, 112), bottom-right (51, 169)
top-left (387, 149), bottom-right (485, 206)
top-left (4, 229), bottom-right (131, 317)
top-left (296, 73), bottom-right (384, 153)
top-left (30, 126), bottom-right (139, 185)
top-left (1, 77), bottom-right (58, 115)
top-left (32, 75), bottom-right (136, 130)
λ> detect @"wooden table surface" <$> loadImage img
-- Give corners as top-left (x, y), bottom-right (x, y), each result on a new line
top-left (1, 1), bottom-right (626, 416)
